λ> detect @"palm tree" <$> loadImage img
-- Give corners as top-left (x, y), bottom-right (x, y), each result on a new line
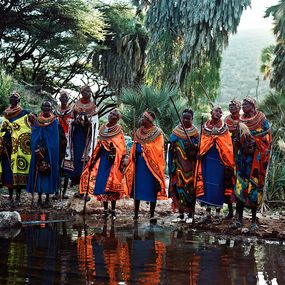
top-left (260, 45), bottom-right (275, 80)
top-left (265, 1), bottom-right (285, 91)
top-left (260, 91), bottom-right (285, 203)
top-left (119, 85), bottom-right (187, 137)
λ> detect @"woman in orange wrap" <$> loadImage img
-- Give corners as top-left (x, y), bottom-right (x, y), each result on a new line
top-left (196, 106), bottom-right (234, 224)
top-left (124, 111), bottom-right (166, 222)
top-left (79, 110), bottom-right (126, 219)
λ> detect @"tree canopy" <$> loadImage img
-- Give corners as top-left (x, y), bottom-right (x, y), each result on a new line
top-left (265, 1), bottom-right (285, 92)
top-left (144, 0), bottom-right (250, 88)
top-left (0, 0), bottom-right (107, 93)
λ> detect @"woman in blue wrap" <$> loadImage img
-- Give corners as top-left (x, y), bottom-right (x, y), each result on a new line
top-left (27, 101), bottom-right (60, 207)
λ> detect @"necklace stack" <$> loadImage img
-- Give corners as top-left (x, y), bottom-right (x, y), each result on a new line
top-left (203, 120), bottom-right (228, 136)
top-left (38, 112), bottom-right (56, 127)
top-left (173, 124), bottom-right (198, 140)
top-left (73, 99), bottom-right (97, 116)
top-left (3, 105), bottom-right (23, 119)
top-left (240, 111), bottom-right (265, 131)
top-left (56, 106), bottom-right (72, 117)
top-left (135, 125), bottom-right (161, 143)
top-left (99, 123), bottom-right (122, 140)
top-left (225, 115), bottom-right (239, 132)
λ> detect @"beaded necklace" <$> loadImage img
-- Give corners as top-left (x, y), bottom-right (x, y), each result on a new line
top-left (56, 106), bottom-right (72, 117)
top-left (135, 125), bottom-right (162, 143)
top-left (203, 119), bottom-right (228, 136)
top-left (240, 111), bottom-right (265, 131)
top-left (173, 124), bottom-right (198, 140)
top-left (3, 105), bottom-right (23, 120)
top-left (37, 112), bottom-right (56, 127)
top-left (99, 123), bottom-right (122, 140)
top-left (225, 114), bottom-right (239, 132)
top-left (73, 99), bottom-right (97, 116)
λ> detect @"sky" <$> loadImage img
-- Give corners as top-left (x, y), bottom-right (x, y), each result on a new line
top-left (238, 0), bottom-right (279, 31)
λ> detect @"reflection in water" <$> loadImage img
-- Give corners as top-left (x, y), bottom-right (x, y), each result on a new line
top-left (0, 220), bottom-right (285, 284)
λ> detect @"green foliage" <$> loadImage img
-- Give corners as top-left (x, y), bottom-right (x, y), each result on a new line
top-left (183, 56), bottom-right (221, 112)
top-left (0, 69), bottom-right (13, 112)
top-left (119, 85), bottom-right (187, 136)
top-left (265, 1), bottom-right (285, 91)
top-left (145, 0), bottom-right (250, 88)
top-left (93, 2), bottom-right (148, 92)
top-left (260, 45), bottom-right (275, 80)
top-left (0, 67), bottom-right (45, 114)
top-left (260, 91), bottom-right (285, 201)
top-left (0, 0), bottom-right (107, 93)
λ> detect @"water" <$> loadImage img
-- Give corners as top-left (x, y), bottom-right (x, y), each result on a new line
top-left (0, 217), bottom-right (285, 285)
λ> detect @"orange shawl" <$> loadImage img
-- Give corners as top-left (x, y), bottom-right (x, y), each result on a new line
top-left (79, 130), bottom-right (126, 195)
top-left (124, 133), bottom-right (166, 199)
top-left (195, 128), bottom-right (234, 198)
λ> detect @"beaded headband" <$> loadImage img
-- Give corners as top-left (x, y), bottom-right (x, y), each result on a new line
top-left (80, 85), bottom-right (92, 93)
top-left (143, 111), bottom-right (154, 122)
top-left (230, 98), bottom-right (241, 107)
top-left (243, 97), bottom-right (256, 108)
top-left (211, 105), bottom-right (222, 112)
top-left (10, 91), bottom-right (20, 99)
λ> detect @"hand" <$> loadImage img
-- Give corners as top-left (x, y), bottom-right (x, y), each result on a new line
top-left (28, 113), bottom-right (37, 125)
top-left (109, 146), bottom-right (116, 157)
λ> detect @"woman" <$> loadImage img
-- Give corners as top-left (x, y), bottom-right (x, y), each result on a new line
top-left (196, 106), bottom-right (234, 224)
top-left (55, 90), bottom-right (72, 199)
top-left (0, 91), bottom-right (32, 206)
top-left (234, 97), bottom-right (272, 230)
top-left (124, 111), bottom-right (166, 222)
top-left (64, 86), bottom-right (98, 190)
top-left (168, 108), bottom-right (199, 223)
top-left (27, 101), bottom-right (60, 207)
top-left (80, 109), bottom-right (126, 219)
top-left (224, 99), bottom-right (241, 219)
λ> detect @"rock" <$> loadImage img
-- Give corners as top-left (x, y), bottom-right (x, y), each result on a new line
top-left (241, 227), bottom-right (250, 234)
top-left (0, 211), bottom-right (22, 229)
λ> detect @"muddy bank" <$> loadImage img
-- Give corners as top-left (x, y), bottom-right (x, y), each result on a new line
top-left (1, 187), bottom-right (285, 242)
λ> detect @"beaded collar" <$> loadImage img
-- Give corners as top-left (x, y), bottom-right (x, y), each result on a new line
top-left (135, 125), bottom-right (162, 144)
top-left (225, 114), bottom-right (239, 132)
top-left (73, 99), bottom-right (97, 116)
top-left (56, 106), bottom-right (72, 117)
top-left (99, 123), bottom-right (122, 140)
top-left (37, 112), bottom-right (56, 127)
top-left (172, 124), bottom-right (198, 140)
top-left (3, 105), bottom-right (23, 119)
top-left (240, 111), bottom-right (266, 131)
top-left (203, 119), bottom-right (228, 136)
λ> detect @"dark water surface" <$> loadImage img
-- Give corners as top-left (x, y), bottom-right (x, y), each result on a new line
top-left (0, 215), bottom-right (285, 285)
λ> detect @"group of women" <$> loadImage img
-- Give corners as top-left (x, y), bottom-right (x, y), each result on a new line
top-left (0, 88), bottom-right (272, 230)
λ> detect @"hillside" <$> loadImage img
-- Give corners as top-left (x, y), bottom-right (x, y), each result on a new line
top-left (218, 29), bottom-right (275, 105)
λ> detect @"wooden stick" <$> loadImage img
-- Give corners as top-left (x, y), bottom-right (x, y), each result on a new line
top-left (169, 96), bottom-right (193, 146)
top-left (192, 116), bottom-right (204, 225)
top-left (83, 122), bottom-right (97, 216)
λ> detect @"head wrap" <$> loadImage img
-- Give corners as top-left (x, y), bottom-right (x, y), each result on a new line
top-left (211, 105), bottom-right (222, 112)
top-left (110, 109), bottom-right (120, 119)
top-left (243, 97), bottom-right (257, 108)
top-left (143, 111), bottom-right (154, 122)
top-left (10, 91), bottom-right (20, 99)
top-left (229, 98), bottom-right (241, 108)
top-left (59, 90), bottom-right (69, 97)
top-left (80, 85), bottom-right (92, 94)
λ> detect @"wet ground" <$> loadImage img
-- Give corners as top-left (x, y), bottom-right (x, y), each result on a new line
top-left (1, 185), bottom-right (285, 284)
top-left (1, 212), bottom-right (285, 285)
top-left (1, 186), bottom-right (285, 242)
